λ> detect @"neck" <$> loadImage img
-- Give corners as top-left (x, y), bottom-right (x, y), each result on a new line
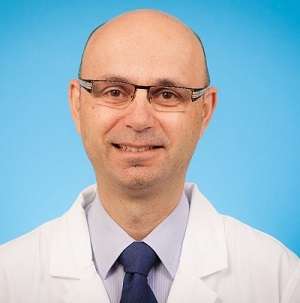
top-left (96, 177), bottom-right (185, 240)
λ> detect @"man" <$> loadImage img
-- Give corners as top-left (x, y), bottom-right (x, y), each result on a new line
top-left (0, 9), bottom-right (299, 303)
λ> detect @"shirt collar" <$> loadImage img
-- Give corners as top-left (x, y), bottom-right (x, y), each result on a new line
top-left (85, 190), bottom-right (189, 280)
top-left (86, 193), bottom-right (134, 279)
top-left (143, 193), bottom-right (189, 278)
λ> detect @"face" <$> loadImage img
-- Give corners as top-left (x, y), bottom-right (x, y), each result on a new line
top-left (69, 12), bottom-right (217, 191)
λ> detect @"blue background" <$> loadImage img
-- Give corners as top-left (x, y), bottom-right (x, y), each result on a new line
top-left (0, 0), bottom-right (299, 256)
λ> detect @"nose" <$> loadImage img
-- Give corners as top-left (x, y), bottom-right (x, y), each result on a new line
top-left (123, 89), bottom-right (156, 132)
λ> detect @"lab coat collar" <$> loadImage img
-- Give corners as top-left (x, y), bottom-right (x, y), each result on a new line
top-left (182, 182), bottom-right (228, 278)
top-left (49, 183), bottom-right (228, 302)
top-left (49, 185), bottom-right (111, 303)
top-left (166, 182), bottom-right (228, 302)
top-left (49, 184), bottom-right (97, 279)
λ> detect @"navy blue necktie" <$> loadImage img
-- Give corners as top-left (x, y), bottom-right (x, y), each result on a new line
top-left (118, 241), bottom-right (159, 303)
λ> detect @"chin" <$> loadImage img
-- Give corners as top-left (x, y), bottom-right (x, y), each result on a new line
top-left (117, 168), bottom-right (164, 192)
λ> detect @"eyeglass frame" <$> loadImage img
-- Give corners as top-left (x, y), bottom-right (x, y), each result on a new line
top-left (78, 78), bottom-right (210, 103)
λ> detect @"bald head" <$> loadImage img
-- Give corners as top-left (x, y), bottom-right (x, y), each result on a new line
top-left (79, 9), bottom-right (210, 86)
top-left (69, 9), bottom-right (217, 198)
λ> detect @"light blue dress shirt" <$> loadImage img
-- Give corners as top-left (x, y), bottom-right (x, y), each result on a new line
top-left (85, 189), bottom-right (190, 303)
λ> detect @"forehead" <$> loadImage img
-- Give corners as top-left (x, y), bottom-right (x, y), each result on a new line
top-left (81, 14), bottom-right (206, 86)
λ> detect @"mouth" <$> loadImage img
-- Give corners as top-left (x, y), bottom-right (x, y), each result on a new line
top-left (112, 143), bottom-right (163, 152)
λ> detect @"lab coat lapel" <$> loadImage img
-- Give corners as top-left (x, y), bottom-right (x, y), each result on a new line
top-left (167, 183), bottom-right (228, 303)
top-left (49, 185), bottom-right (110, 303)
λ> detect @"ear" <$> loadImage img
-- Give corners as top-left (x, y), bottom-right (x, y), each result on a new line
top-left (68, 79), bottom-right (82, 135)
top-left (198, 87), bottom-right (217, 138)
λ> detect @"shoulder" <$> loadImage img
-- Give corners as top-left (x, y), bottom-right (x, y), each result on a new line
top-left (0, 216), bottom-right (68, 302)
top-left (187, 183), bottom-right (300, 300)
top-left (221, 214), bottom-right (299, 262)
top-left (221, 215), bottom-right (300, 299)
top-left (0, 216), bottom-right (63, 271)
top-left (0, 183), bottom-right (96, 269)
top-left (187, 182), bottom-right (299, 264)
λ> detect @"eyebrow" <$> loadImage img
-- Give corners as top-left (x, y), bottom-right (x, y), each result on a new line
top-left (153, 78), bottom-right (182, 87)
top-left (99, 74), bottom-right (185, 88)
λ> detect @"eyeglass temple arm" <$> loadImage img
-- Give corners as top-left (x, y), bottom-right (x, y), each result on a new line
top-left (191, 87), bottom-right (209, 101)
top-left (79, 79), bottom-right (92, 92)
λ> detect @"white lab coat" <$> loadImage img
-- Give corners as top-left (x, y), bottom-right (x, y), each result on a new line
top-left (0, 183), bottom-right (299, 303)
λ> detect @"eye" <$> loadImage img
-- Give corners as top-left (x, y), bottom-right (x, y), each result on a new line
top-left (152, 88), bottom-right (180, 100)
top-left (161, 91), bottom-right (176, 99)
top-left (102, 86), bottom-right (129, 99)
top-left (108, 89), bottom-right (122, 97)
top-left (93, 81), bottom-right (133, 102)
top-left (150, 87), bottom-right (185, 106)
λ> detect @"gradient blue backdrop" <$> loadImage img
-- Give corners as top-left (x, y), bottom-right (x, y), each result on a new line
top-left (0, 0), bottom-right (299, 256)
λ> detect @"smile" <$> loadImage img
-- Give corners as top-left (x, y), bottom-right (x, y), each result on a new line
top-left (112, 143), bottom-right (163, 152)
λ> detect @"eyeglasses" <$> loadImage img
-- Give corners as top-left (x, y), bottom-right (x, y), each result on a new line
top-left (79, 78), bottom-right (209, 112)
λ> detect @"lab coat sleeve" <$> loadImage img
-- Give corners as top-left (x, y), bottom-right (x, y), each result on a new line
top-left (282, 261), bottom-right (300, 303)
top-left (0, 258), bottom-right (10, 303)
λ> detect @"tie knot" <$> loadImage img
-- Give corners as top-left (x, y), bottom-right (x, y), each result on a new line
top-left (118, 242), bottom-right (159, 277)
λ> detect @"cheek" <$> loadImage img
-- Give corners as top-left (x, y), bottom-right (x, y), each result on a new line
top-left (79, 105), bottom-right (117, 156)
top-left (165, 112), bottom-right (202, 157)
top-left (165, 111), bottom-right (201, 142)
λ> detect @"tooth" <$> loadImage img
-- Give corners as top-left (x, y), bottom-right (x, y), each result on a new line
top-left (119, 145), bottom-right (153, 152)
